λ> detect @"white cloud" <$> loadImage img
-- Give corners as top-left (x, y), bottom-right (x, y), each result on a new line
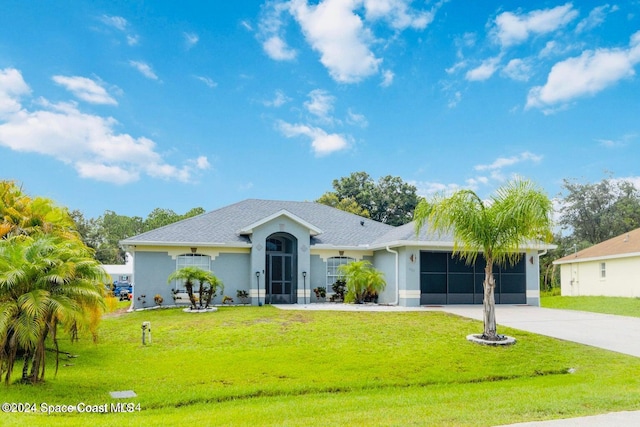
top-left (263, 35), bottom-right (297, 60)
top-left (492, 3), bottom-right (578, 48)
top-left (447, 91), bottom-right (461, 109)
top-left (52, 75), bottom-right (117, 105)
top-left (346, 108), bottom-right (368, 127)
top-left (363, 0), bottom-right (436, 30)
top-left (527, 31), bottom-right (640, 110)
top-left (184, 32), bottom-right (199, 49)
top-left (263, 90), bottom-right (290, 107)
top-left (501, 58), bottom-right (532, 82)
top-left (0, 68), bottom-right (31, 116)
top-left (597, 133), bottom-right (637, 148)
top-left (196, 156), bottom-right (210, 169)
top-left (415, 181), bottom-right (462, 197)
top-left (195, 75), bottom-right (217, 88)
top-left (304, 89), bottom-right (335, 119)
top-left (129, 61), bottom-right (159, 80)
top-left (126, 35), bottom-right (140, 46)
top-left (380, 69), bottom-right (394, 87)
top-left (100, 15), bottom-right (139, 46)
top-left (576, 4), bottom-right (618, 33)
top-left (100, 15), bottom-right (128, 31)
top-left (258, 0), bottom-right (439, 84)
top-left (0, 68), bottom-right (205, 185)
top-left (288, 0), bottom-right (381, 83)
top-left (277, 120), bottom-right (349, 156)
top-left (258, 1), bottom-right (297, 61)
top-left (465, 56), bottom-right (500, 81)
top-left (474, 151), bottom-right (543, 172)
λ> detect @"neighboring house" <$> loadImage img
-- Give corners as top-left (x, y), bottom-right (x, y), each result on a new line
top-left (101, 253), bottom-right (134, 285)
top-left (120, 199), bottom-right (551, 309)
top-left (553, 228), bottom-right (640, 297)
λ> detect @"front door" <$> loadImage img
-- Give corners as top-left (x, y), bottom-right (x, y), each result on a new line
top-left (265, 234), bottom-right (297, 304)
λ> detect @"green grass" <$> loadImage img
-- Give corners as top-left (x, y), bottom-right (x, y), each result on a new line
top-left (1, 306), bottom-right (640, 426)
top-left (542, 295), bottom-right (640, 318)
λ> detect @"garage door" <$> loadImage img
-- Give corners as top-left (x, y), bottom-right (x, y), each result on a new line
top-left (420, 251), bottom-right (526, 305)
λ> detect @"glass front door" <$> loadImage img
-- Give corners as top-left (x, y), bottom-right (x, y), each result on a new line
top-left (265, 234), bottom-right (297, 304)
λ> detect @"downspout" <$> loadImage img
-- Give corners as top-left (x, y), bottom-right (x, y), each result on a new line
top-left (536, 249), bottom-right (549, 307)
top-left (386, 246), bottom-right (399, 305)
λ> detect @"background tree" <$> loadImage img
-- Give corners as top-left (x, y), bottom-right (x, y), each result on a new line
top-left (559, 176), bottom-right (640, 245)
top-left (317, 171), bottom-right (419, 226)
top-left (315, 193), bottom-right (370, 217)
top-left (414, 178), bottom-right (553, 341)
top-left (72, 207), bottom-right (206, 264)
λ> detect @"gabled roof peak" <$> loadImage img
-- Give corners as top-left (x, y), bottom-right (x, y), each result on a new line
top-left (238, 209), bottom-right (323, 236)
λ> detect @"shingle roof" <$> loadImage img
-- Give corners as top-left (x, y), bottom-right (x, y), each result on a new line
top-left (371, 220), bottom-right (455, 247)
top-left (120, 199), bottom-right (395, 248)
top-left (554, 227), bottom-right (640, 264)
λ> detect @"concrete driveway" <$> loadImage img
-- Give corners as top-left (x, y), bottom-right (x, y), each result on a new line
top-left (432, 305), bottom-right (640, 358)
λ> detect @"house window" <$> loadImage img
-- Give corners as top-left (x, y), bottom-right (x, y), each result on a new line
top-left (600, 262), bottom-right (606, 279)
top-left (174, 254), bottom-right (211, 291)
top-left (326, 256), bottom-right (354, 288)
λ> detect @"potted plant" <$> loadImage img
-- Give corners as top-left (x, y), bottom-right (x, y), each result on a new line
top-left (236, 290), bottom-right (250, 304)
top-left (330, 280), bottom-right (346, 302)
top-left (222, 295), bottom-right (234, 305)
top-left (313, 286), bottom-right (326, 302)
top-left (154, 294), bottom-right (164, 306)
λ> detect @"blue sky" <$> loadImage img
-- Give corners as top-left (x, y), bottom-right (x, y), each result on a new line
top-left (1, 1), bottom-right (639, 219)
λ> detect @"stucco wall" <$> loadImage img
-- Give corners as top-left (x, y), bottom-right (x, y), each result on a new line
top-left (560, 256), bottom-right (640, 297)
top-left (132, 251), bottom-right (175, 309)
top-left (525, 250), bottom-right (541, 306)
top-left (372, 249), bottom-right (396, 304)
top-left (249, 216), bottom-right (312, 304)
top-left (211, 252), bottom-right (251, 303)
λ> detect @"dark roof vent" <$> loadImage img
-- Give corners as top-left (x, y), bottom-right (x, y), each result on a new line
top-left (360, 220), bottom-right (365, 226)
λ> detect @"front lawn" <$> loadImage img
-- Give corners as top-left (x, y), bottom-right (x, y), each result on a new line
top-left (542, 295), bottom-right (640, 318)
top-left (1, 306), bottom-right (639, 426)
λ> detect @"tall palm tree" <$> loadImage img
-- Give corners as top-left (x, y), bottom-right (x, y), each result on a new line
top-left (414, 178), bottom-right (553, 341)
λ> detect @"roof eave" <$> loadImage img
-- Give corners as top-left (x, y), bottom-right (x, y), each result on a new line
top-left (553, 251), bottom-right (640, 265)
top-left (120, 241), bottom-right (252, 249)
top-left (237, 209), bottom-right (323, 236)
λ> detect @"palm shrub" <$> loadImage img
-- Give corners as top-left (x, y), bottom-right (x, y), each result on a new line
top-left (201, 271), bottom-right (223, 308)
top-left (167, 266), bottom-right (202, 309)
top-left (167, 267), bottom-right (222, 310)
top-left (0, 234), bottom-right (106, 384)
top-left (1, 181), bottom-right (106, 385)
top-left (338, 260), bottom-right (386, 304)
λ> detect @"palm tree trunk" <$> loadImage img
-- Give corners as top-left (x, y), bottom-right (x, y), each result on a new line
top-left (186, 283), bottom-right (197, 309)
top-left (483, 262), bottom-right (498, 340)
top-left (21, 350), bottom-right (30, 382)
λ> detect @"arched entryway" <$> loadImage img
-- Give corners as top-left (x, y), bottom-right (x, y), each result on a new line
top-left (265, 233), bottom-right (297, 304)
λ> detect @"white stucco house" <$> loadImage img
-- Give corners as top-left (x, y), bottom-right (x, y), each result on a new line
top-left (101, 253), bottom-right (133, 285)
top-left (120, 199), bottom-right (553, 309)
top-left (553, 228), bottom-right (640, 297)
